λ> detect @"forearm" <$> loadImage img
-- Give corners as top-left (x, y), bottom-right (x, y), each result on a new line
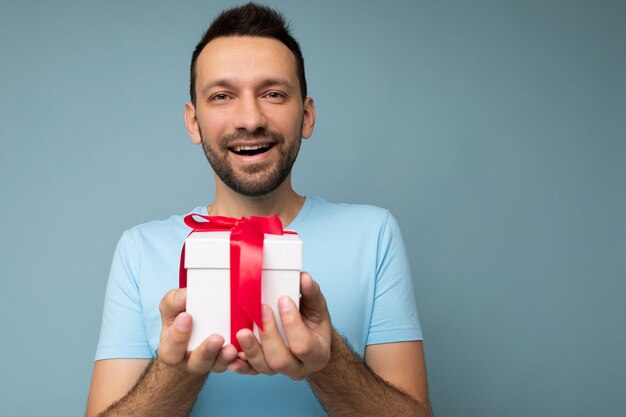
top-left (308, 330), bottom-right (430, 417)
top-left (98, 357), bottom-right (207, 417)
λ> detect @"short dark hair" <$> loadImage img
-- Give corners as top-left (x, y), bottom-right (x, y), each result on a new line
top-left (189, 2), bottom-right (307, 104)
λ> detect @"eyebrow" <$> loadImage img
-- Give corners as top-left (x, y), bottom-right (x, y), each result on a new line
top-left (199, 78), bottom-right (295, 98)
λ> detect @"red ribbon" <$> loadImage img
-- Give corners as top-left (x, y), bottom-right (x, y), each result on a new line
top-left (179, 214), bottom-right (295, 350)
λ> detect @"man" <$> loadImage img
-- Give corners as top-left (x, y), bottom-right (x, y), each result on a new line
top-left (87, 3), bottom-right (430, 416)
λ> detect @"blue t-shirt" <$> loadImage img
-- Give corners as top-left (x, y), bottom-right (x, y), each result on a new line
top-left (96, 197), bottom-right (422, 416)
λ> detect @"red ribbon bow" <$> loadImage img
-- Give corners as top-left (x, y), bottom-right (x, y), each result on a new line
top-left (179, 214), bottom-right (295, 350)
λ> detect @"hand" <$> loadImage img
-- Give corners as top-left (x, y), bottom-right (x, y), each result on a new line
top-left (157, 288), bottom-right (238, 374)
top-left (228, 272), bottom-right (332, 380)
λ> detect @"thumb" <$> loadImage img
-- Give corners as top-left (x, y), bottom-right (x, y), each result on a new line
top-left (299, 272), bottom-right (330, 322)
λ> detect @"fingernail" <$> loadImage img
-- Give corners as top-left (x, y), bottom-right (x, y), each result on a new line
top-left (175, 313), bottom-right (191, 332)
top-left (262, 304), bottom-right (273, 320)
top-left (240, 333), bottom-right (253, 349)
top-left (174, 289), bottom-right (182, 305)
top-left (278, 296), bottom-right (294, 313)
top-left (204, 335), bottom-right (221, 353)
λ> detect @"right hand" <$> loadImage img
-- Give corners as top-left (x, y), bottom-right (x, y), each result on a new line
top-left (157, 288), bottom-right (238, 374)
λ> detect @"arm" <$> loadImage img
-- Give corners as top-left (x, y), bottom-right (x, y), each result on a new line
top-left (86, 358), bottom-right (207, 417)
top-left (308, 331), bottom-right (431, 416)
top-left (86, 288), bottom-right (238, 417)
top-left (229, 273), bottom-right (430, 415)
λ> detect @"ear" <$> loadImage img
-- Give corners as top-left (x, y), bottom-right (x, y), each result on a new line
top-left (184, 102), bottom-right (202, 144)
top-left (301, 97), bottom-right (316, 139)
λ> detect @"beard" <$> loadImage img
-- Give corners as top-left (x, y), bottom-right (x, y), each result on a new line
top-left (199, 127), bottom-right (302, 197)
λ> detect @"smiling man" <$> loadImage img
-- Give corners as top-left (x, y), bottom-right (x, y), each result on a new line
top-left (87, 3), bottom-right (430, 416)
top-left (190, 35), bottom-right (313, 201)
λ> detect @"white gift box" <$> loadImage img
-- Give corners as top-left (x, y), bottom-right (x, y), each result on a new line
top-left (184, 231), bottom-right (302, 351)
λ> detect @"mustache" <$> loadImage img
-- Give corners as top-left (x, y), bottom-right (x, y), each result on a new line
top-left (220, 129), bottom-right (284, 146)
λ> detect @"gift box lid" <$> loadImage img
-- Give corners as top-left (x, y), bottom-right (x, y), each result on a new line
top-left (185, 231), bottom-right (302, 270)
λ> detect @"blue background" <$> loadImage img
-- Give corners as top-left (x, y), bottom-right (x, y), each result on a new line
top-left (1, 1), bottom-right (624, 416)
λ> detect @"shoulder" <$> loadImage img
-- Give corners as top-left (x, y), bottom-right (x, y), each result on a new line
top-left (296, 197), bottom-right (402, 251)
top-left (125, 207), bottom-right (203, 239)
top-left (115, 207), bottom-right (205, 257)
top-left (303, 196), bottom-right (392, 227)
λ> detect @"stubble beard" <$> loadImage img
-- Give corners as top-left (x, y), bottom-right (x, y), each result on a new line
top-left (200, 127), bottom-right (302, 197)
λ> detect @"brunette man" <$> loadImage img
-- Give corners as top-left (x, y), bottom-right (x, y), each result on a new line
top-left (87, 3), bottom-right (430, 416)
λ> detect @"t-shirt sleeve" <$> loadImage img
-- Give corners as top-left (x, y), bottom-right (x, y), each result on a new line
top-left (366, 211), bottom-right (423, 345)
top-left (95, 229), bottom-right (153, 360)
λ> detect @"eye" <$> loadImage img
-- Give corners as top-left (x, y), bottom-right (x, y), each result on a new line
top-left (264, 91), bottom-right (286, 101)
top-left (211, 93), bottom-right (231, 101)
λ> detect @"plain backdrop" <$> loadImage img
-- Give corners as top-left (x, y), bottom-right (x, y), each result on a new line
top-left (1, 1), bottom-right (624, 416)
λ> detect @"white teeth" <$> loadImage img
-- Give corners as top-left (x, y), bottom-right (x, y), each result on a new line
top-left (233, 144), bottom-right (270, 152)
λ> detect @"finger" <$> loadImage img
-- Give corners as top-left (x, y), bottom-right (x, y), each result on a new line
top-left (185, 334), bottom-right (225, 374)
top-left (158, 312), bottom-right (192, 367)
top-left (210, 344), bottom-right (239, 373)
top-left (278, 296), bottom-right (323, 367)
top-left (159, 288), bottom-right (187, 326)
top-left (299, 273), bottom-right (330, 324)
top-left (259, 304), bottom-right (303, 378)
top-left (227, 358), bottom-right (260, 375)
top-left (236, 328), bottom-right (275, 375)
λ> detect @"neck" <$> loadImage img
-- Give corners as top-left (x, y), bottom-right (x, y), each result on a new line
top-left (209, 174), bottom-right (304, 228)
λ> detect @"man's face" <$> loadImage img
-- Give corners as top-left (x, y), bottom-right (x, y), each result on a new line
top-left (185, 36), bottom-right (315, 196)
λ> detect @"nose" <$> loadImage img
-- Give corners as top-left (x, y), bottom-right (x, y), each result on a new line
top-left (233, 94), bottom-right (268, 132)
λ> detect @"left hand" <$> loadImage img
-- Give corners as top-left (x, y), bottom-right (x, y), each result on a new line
top-left (227, 272), bottom-right (332, 380)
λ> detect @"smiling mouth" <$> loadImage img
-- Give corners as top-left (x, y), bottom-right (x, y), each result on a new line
top-left (229, 144), bottom-right (275, 156)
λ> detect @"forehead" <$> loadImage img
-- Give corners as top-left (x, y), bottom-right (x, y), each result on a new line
top-left (195, 36), bottom-right (298, 87)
